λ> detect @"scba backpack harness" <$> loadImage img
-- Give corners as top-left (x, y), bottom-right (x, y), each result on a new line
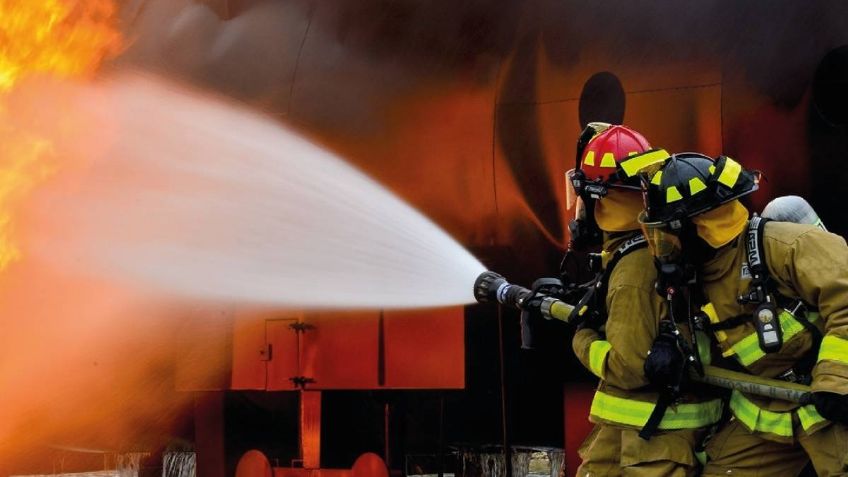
top-left (704, 216), bottom-right (822, 382)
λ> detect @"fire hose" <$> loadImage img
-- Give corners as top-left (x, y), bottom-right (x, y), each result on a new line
top-left (473, 271), bottom-right (813, 404)
top-left (696, 365), bottom-right (811, 404)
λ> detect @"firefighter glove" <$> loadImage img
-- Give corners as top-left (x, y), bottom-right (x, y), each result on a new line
top-left (644, 323), bottom-right (684, 390)
top-left (812, 392), bottom-right (848, 425)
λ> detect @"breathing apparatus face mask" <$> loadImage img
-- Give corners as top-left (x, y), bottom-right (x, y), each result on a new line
top-left (638, 211), bottom-right (683, 265)
top-left (565, 169), bottom-right (603, 250)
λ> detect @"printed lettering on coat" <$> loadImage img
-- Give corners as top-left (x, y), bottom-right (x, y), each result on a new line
top-left (741, 263), bottom-right (752, 279)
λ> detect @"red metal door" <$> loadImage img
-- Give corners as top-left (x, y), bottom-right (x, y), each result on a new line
top-left (266, 318), bottom-right (300, 391)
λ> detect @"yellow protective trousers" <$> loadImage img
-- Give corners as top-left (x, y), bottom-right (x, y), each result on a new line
top-left (703, 419), bottom-right (848, 477)
top-left (577, 424), bottom-right (706, 477)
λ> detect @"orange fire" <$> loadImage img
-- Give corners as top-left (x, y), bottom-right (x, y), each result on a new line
top-left (0, 0), bottom-right (121, 269)
top-left (0, 0), bottom-right (121, 91)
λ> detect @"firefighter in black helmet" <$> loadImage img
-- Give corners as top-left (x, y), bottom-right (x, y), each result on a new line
top-left (639, 152), bottom-right (848, 476)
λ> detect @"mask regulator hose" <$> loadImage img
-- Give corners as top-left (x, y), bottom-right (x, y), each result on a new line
top-left (473, 271), bottom-right (578, 323)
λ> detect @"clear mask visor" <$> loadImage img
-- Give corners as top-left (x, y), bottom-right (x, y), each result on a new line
top-left (565, 169), bottom-right (579, 210)
top-left (638, 211), bottom-right (682, 264)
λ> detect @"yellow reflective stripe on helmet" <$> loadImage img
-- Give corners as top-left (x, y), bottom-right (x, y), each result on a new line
top-left (729, 390), bottom-right (793, 438)
top-left (689, 177), bottom-right (707, 195)
top-left (590, 391), bottom-right (722, 429)
top-left (600, 152), bottom-right (617, 168)
top-left (709, 165), bottom-right (716, 174)
top-left (666, 186), bottom-right (683, 203)
top-left (818, 335), bottom-right (848, 365)
top-left (584, 150), bottom-right (596, 166)
top-left (651, 170), bottom-right (663, 185)
top-left (589, 340), bottom-right (612, 379)
top-left (717, 157), bottom-right (742, 188)
top-left (619, 148), bottom-right (669, 178)
top-left (731, 310), bottom-right (806, 367)
top-left (797, 404), bottom-right (827, 431)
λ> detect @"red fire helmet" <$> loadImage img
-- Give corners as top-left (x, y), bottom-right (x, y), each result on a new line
top-left (580, 125), bottom-right (651, 186)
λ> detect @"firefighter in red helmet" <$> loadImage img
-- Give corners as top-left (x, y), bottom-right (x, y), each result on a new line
top-left (567, 124), bottom-right (722, 476)
top-left (566, 124), bottom-right (653, 249)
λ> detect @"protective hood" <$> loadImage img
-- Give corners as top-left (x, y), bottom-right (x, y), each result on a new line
top-left (691, 200), bottom-right (749, 248)
top-left (594, 189), bottom-right (643, 232)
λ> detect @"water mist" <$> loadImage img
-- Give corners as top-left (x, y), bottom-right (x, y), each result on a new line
top-left (13, 73), bottom-right (486, 309)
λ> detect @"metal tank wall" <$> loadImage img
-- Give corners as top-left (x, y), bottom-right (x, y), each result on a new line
top-left (120, 0), bottom-right (848, 475)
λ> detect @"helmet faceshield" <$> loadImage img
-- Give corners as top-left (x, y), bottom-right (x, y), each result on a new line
top-left (638, 211), bottom-right (682, 264)
top-left (565, 169), bottom-right (579, 210)
top-left (575, 196), bottom-right (588, 222)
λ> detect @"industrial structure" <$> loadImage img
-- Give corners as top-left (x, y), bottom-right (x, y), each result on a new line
top-left (6, 0), bottom-right (848, 476)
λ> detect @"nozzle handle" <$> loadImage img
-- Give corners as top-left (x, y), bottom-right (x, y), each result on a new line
top-left (540, 297), bottom-right (577, 322)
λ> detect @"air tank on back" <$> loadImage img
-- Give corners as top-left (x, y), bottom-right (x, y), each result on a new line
top-left (761, 195), bottom-right (827, 230)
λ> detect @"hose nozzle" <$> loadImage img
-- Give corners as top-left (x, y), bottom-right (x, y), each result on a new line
top-left (473, 270), bottom-right (504, 303)
top-left (474, 271), bottom-right (531, 308)
top-left (473, 271), bottom-right (576, 323)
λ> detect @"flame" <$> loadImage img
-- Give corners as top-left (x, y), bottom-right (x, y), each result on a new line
top-left (0, 0), bottom-right (121, 269)
top-left (0, 0), bottom-right (122, 91)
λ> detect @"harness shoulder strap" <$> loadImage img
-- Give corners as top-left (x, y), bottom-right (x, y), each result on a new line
top-left (574, 234), bottom-right (648, 326)
top-left (605, 234), bottom-right (648, 280)
top-left (747, 217), bottom-right (823, 363)
top-left (596, 234), bottom-right (648, 311)
top-left (746, 216), bottom-right (769, 280)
